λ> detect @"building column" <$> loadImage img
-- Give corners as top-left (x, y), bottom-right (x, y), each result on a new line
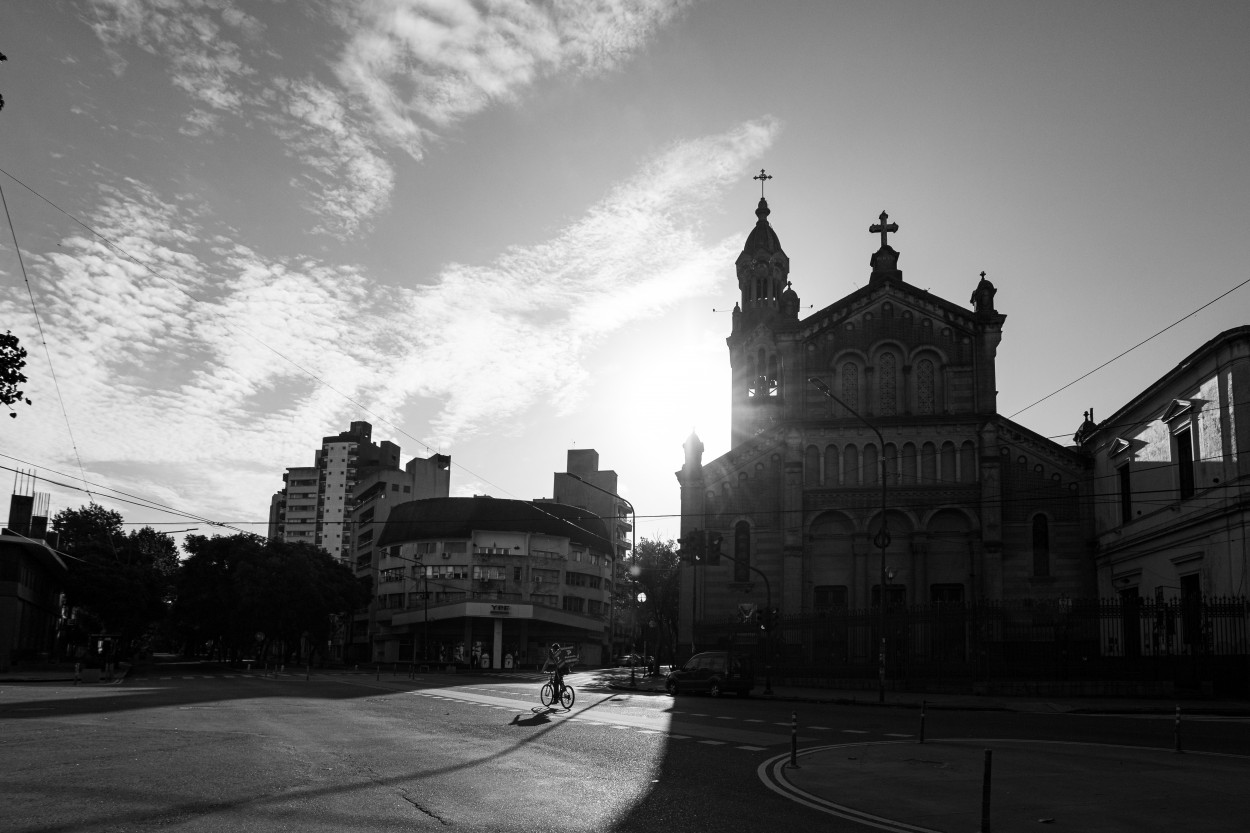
top-left (492, 617), bottom-right (503, 670)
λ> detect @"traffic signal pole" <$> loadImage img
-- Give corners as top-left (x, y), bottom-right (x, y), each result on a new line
top-left (688, 537), bottom-right (774, 696)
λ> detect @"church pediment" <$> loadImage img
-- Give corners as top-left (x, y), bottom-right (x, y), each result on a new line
top-left (1160, 398), bottom-right (1203, 424)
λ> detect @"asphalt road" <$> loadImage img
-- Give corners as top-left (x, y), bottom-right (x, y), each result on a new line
top-left (2, 662), bottom-right (1248, 832)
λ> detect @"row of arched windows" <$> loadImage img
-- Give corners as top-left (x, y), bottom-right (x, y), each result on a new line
top-left (803, 440), bottom-right (979, 487)
top-left (822, 352), bottom-right (942, 416)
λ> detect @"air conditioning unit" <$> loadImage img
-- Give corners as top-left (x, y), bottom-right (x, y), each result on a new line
top-left (442, 553), bottom-right (451, 559)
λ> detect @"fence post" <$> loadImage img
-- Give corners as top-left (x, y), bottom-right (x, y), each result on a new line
top-left (787, 710), bottom-right (799, 768)
top-left (980, 748), bottom-right (993, 833)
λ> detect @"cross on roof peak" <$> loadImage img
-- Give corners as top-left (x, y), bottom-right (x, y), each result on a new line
top-left (869, 211), bottom-right (898, 248)
top-left (753, 168), bottom-right (772, 198)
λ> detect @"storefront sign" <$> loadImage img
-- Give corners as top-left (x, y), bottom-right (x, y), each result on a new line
top-left (490, 604), bottom-right (511, 616)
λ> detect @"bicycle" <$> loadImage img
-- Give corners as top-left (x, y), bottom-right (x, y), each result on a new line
top-left (539, 672), bottom-right (575, 709)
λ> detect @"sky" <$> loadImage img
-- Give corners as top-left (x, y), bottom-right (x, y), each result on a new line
top-left (2, 0), bottom-right (1249, 548)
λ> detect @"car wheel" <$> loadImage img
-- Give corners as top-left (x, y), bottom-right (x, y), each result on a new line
top-left (708, 680), bottom-right (721, 698)
top-left (667, 680), bottom-right (678, 696)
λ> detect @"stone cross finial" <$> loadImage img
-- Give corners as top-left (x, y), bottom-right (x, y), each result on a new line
top-left (753, 168), bottom-right (772, 197)
top-left (869, 211), bottom-right (898, 248)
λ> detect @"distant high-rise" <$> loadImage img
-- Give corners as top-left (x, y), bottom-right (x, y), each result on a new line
top-left (268, 421), bottom-right (450, 565)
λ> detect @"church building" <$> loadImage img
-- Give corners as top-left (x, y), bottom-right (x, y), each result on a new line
top-left (677, 191), bottom-right (1096, 664)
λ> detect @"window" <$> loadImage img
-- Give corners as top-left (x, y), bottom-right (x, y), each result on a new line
top-left (562, 595), bottom-right (585, 613)
top-left (930, 584), bottom-right (964, 604)
top-left (564, 572), bottom-right (589, 587)
top-left (444, 542), bottom-right (467, 554)
top-left (1032, 515), bottom-right (1050, 577)
top-left (380, 567), bottom-right (404, 584)
top-left (878, 352), bottom-right (897, 415)
top-left (1175, 428), bottom-right (1195, 499)
top-left (472, 565), bottom-right (506, 581)
top-left (916, 358), bottom-right (935, 415)
top-left (813, 585), bottom-right (847, 610)
top-left (841, 362), bottom-right (858, 412)
top-left (424, 564), bottom-right (467, 580)
top-left (1118, 464), bottom-right (1132, 524)
top-left (733, 521), bottom-right (751, 583)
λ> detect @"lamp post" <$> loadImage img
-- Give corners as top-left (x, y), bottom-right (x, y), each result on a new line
top-left (565, 472), bottom-right (636, 674)
top-left (634, 590), bottom-right (647, 688)
top-left (809, 376), bottom-right (891, 704)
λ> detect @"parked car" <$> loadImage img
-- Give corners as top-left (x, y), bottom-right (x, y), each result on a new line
top-left (615, 653), bottom-right (651, 667)
top-left (665, 651), bottom-right (755, 697)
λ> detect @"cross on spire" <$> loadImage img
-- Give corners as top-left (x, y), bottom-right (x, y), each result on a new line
top-left (869, 211), bottom-right (898, 248)
top-left (753, 168), bottom-right (772, 198)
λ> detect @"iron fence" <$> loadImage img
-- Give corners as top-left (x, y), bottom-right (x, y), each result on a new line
top-left (694, 596), bottom-right (1249, 694)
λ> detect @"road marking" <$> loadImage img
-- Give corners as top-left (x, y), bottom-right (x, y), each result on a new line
top-left (737, 745), bottom-right (766, 751)
top-left (884, 733), bottom-right (913, 738)
top-left (810, 725), bottom-right (832, 730)
top-left (842, 729), bottom-right (869, 734)
top-left (744, 718), bottom-right (765, 723)
top-left (716, 716), bottom-right (735, 720)
top-left (698, 740), bottom-right (726, 746)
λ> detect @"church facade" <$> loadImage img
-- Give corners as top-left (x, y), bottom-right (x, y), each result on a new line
top-left (677, 196), bottom-right (1097, 664)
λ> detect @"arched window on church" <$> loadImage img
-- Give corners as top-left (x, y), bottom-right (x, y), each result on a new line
top-left (879, 352), bottom-right (897, 415)
top-left (1032, 514), bottom-right (1050, 577)
top-left (863, 443), bottom-right (880, 485)
top-left (921, 442), bottom-right (937, 484)
top-left (824, 445), bottom-right (840, 486)
top-left (843, 444), bottom-right (860, 486)
top-left (901, 443), bottom-right (917, 485)
top-left (960, 441), bottom-right (978, 483)
top-left (804, 445), bottom-right (820, 486)
top-left (941, 441), bottom-right (957, 483)
top-left (917, 358), bottom-right (936, 415)
top-left (767, 355), bottom-right (780, 396)
top-left (883, 443), bottom-right (899, 484)
top-left (841, 362), bottom-right (859, 413)
top-left (733, 521), bottom-right (751, 583)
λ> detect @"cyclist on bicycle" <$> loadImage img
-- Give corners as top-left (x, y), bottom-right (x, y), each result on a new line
top-left (544, 642), bottom-right (571, 700)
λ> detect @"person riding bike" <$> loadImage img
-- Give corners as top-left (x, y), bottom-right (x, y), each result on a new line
top-left (544, 642), bottom-right (571, 701)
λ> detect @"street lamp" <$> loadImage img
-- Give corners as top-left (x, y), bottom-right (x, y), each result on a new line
top-left (565, 472), bottom-right (636, 671)
top-left (634, 590), bottom-right (647, 688)
top-left (809, 376), bottom-right (891, 704)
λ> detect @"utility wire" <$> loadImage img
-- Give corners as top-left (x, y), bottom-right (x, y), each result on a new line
top-left (0, 178), bottom-right (92, 497)
top-left (1008, 273), bottom-right (1250, 420)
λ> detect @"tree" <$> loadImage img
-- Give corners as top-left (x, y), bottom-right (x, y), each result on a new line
top-left (0, 330), bottom-right (32, 418)
top-left (53, 504), bottom-right (179, 659)
top-left (173, 535), bottom-right (369, 665)
top-left (625, 538), bottom-right (682, 673)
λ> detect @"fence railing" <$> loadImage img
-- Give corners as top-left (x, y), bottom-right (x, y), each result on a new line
top-left (694, 596), bottom-right (1249, 693)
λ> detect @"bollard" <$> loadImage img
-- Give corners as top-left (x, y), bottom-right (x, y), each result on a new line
top-left (788, 710), bottom-right (800, 769)
top-left (376, 664), bottom-right (380, 680)
top-left (980, 749), bottom-right (993, 833)
top-left (74, 662), bottom-right (81, 686)
top-left (1174, 705), bottom-right (1183, 754)
top-left (919, 698), bottom-right (926, 744)
top-left (305, 663), bottom-right (310, 681)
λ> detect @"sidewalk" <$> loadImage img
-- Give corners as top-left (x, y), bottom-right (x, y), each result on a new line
top-left (601, 667), bottom-right (1250, 715)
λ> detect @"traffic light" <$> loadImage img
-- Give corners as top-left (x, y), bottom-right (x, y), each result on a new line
top-left (705, 531), bottom-right (723, 566)
top-left (677, 529), bottom-right (706, 564)
top-left (758, 607), bottom-right (769, 630)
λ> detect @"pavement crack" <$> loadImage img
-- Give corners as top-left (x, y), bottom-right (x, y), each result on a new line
top-left (400, 788), bottom-right (449, 824)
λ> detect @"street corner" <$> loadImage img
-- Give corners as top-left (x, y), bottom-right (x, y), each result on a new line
top-left (760, 738), bottom-right (1250, 833)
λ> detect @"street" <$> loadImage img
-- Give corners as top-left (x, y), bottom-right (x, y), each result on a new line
top-left (3, 662), bottom-right (1249, 832)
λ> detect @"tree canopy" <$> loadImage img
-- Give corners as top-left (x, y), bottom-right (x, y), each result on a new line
top-left (620, 538), bottom-right (681, 670)
top-left (1, 330), bottom-right (32, 418)
top-left (53, 504), bottom-right (179, 656)
top-left (172, 534), bottom-right (370, 663)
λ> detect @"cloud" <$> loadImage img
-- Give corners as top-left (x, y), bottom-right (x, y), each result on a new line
top-left (84, 0), bottom-right (694, 236)
top-left (334, 0), bottom-right (695, 154)
top-left (6, 117), bottom-right (777, 524)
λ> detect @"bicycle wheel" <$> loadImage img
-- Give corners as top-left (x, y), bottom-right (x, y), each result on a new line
top-left (559, 685), bottom-right (575, 709)
top-left (540, 682), bottom-right (555, 707)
